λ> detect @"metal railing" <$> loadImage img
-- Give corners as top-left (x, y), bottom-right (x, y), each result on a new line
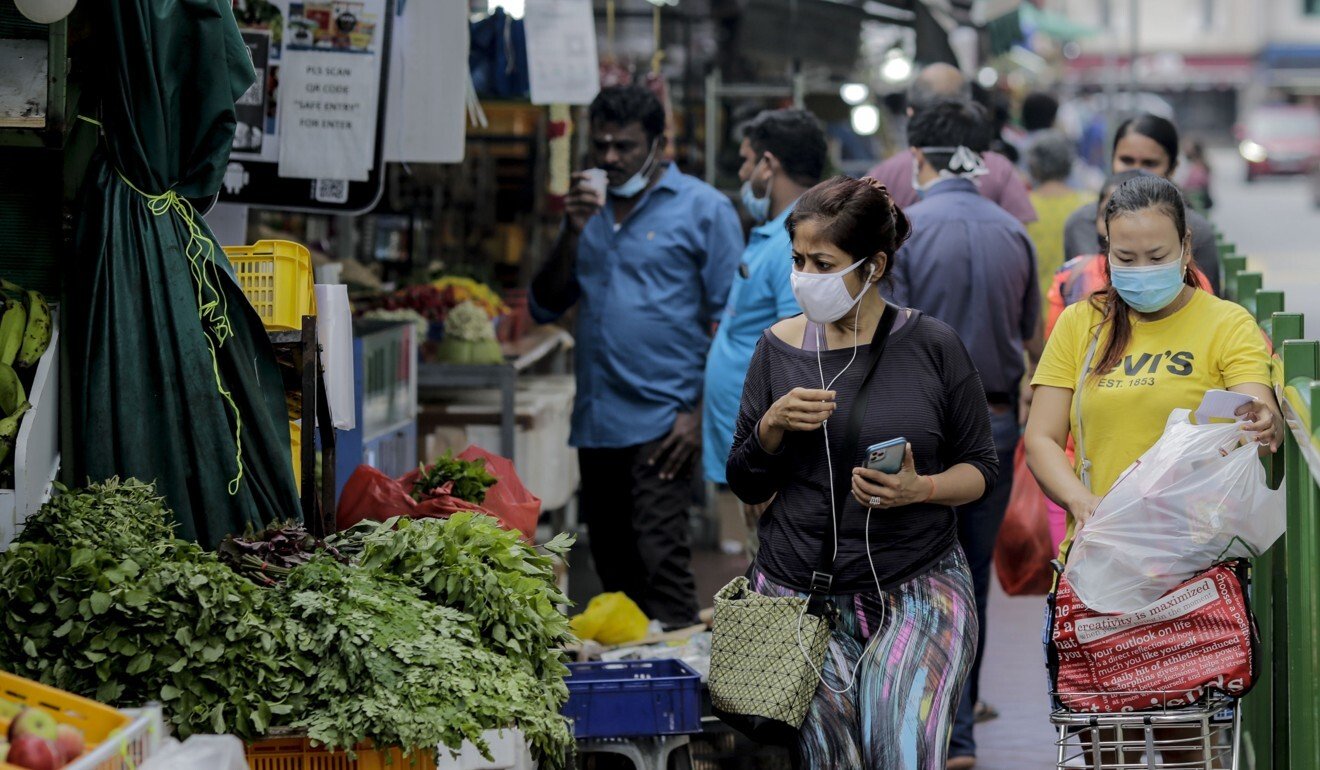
top-left (1217, 231), bottom-right (1319, 770)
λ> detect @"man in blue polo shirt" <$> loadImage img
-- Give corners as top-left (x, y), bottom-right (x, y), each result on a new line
top-left (702, 109), bottom-right (826, 555)
top-left (529, 85), bottom-right (742, 627)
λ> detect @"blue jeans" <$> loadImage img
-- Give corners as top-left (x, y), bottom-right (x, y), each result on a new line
top-left (948, 407), bottom-right (1019, 759)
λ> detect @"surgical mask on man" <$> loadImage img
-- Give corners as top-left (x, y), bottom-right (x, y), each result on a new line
top-left (911, 145), bottom-right (988, 198)
top-left (790, 259), bottom-right (875, 324)
top-left (609, 140), bottom-right (660, 198)
top-left (1109, 249), bottom-right (1188, 313)
top-left (740, 158), bottom-right (772, 223)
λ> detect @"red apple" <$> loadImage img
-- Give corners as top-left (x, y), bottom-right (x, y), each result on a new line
top-left (54, 725), bottom-right (83, 763)
top-left (8, 709), bottom-right (57, 743)
top-left (5, 734), bottom-right (60, 770)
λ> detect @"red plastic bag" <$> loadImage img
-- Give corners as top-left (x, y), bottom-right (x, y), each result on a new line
top-left (336, 446), bottom-right (540, 540)
top-left (993, 440), bottom-right (1056, 596)
top-left (1048, 561), bottom-right (1257, 712)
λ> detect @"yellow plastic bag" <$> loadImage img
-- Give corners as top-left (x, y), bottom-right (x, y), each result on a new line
top-left (569, 592), bottom-right (649, 646)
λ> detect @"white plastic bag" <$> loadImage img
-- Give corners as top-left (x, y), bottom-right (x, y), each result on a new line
top-left (139, 734), bottom-right (248, 770)
top-left (1066, 408), bottom-right (1284, 614)
top-left (315, 283), bottom-right (356, 430)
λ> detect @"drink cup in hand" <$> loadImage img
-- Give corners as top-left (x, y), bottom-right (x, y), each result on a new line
top-left (582, 168), bottom-right (608, 207)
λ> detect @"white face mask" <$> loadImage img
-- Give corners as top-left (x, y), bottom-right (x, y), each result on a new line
top-left (790, 258), bottom-right (875, 324)
top-left (608, 140), bottom-right (659, 198)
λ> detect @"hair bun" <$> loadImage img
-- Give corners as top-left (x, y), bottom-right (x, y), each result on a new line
top-left (860, 176), bottom-right (890, 198)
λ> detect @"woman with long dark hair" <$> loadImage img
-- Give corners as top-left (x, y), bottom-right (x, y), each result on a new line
top-left (1026, 178), bottom-right (1281, 766)
top-left (1060, 114), bottom-right (1222, 292)
top-left (1027, 174), bottom-right (1279, 546)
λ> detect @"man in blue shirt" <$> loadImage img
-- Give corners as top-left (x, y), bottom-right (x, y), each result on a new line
top-left (702, 109), bottom-right (824, 555)
top-left (890, 99), bottom-right (1041, 770)
top-left (529, 85), bottom-right (743, 627)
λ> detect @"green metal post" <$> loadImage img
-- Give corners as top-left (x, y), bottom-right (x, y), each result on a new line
top-left (1238, 273), bottom-right (1264, 318)
top-left (1251, 313), bottom-right (1303, 770)
top-left (1223, 256), bottom-right (1248, 301)
top-left (1283, 340), bottom-right (1320, 770)
top-left (1256, 291), bottom-right (1285, 336)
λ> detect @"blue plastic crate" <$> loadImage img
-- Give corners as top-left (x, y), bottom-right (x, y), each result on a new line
top-left (563, 659), bottom-right (702, 739)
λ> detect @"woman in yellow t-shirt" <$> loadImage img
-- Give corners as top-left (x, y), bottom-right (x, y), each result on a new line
top-left (1025, 174), bottom-right (1281, 542)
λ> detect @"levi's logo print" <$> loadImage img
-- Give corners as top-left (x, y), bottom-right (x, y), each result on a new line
top-left (1094, 351), bottom-right (1194, 389)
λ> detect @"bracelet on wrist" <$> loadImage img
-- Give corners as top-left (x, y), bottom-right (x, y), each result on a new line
top-left (921, 475), bottom-right (938, 504)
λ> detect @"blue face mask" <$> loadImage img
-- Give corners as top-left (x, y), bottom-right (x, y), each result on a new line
top-left (740, 158), bottom-right (771, 222)
top-left (608, 140), bottom-right (659, 199)
top-left (1109, 250), bottom-right (1187, 313)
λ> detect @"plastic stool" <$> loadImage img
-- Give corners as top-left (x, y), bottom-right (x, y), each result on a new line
top-left (577, 735), bottom-right (692, 770)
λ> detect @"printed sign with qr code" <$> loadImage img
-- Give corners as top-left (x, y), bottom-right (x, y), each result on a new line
top-left (311, 179), bottom-right (348, 204)
top-left (313, 179), bottom-right (350, 204)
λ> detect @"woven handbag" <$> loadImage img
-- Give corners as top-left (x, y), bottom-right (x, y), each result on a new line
top-left (708, 305), bottom-right (899, 745)
top-left (708, 577), bottom-right (830, 741)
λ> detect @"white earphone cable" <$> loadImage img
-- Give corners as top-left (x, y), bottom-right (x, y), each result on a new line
top-left (795, 298), bottom-right (888, 695)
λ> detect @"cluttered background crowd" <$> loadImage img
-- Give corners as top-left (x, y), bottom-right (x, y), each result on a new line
top-left (0, 5), bottom-right (1303, 769)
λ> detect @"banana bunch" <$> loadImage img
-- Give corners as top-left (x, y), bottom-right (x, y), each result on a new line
top-left (0, 279), bottom-right (51, 369)
top-left (0, 280), bottom-right (51, 477)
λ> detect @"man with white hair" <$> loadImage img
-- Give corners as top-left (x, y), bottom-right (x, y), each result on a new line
top-left (866, 63), bottom-right (1036, 225)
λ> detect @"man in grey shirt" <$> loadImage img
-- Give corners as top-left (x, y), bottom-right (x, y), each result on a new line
top-left (889, 99), bottom-right (1040, 770)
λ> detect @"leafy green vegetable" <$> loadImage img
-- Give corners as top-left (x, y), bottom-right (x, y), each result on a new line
top-left (411, 453), bottom-right (498, 504)
top-left (348, 515), bottom-right (577, 762)
top-left (281, 556), bottom-right (569, 765)
top-left (0, 481), bottom-right (576, 768)
top-left (0, 479), bottom-right (312, 738)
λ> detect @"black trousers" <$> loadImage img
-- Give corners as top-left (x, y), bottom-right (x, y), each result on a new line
top-left (578, 437), bottom-right (700, 627)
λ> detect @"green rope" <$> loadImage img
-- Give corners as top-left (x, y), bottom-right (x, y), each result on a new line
top-left (81, 115), bottom-right (245, 494)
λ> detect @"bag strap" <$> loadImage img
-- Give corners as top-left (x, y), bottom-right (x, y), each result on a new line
top-left (1074, 330), bottom-right (1100, 492)
top-left (808, 302), bottom-right (900, 605)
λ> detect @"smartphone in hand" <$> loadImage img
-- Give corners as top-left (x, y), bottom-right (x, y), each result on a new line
top-left (865, 437), bottom-right (906, 474)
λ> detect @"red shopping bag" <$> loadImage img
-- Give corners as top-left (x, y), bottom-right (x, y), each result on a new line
top-left (1047, 561), bottom-right (1258, 713)
top-left (993, 441), bottom-right (1056, 595)
top-left (336, 446), bottom-right (540, 540)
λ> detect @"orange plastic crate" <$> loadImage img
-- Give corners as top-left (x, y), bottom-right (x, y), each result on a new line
top-left (246, 737), bottom-right (435, 770)
top-left (0, 670), bottom-right (132, 770)
top-left (223, 240), bottom-right (318, 331)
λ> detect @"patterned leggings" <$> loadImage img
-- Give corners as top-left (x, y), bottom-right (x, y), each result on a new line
top-left (751, 547), bottom-right (978, 769)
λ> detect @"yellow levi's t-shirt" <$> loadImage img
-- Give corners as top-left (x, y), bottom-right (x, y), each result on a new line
top-left (1032, 289), bottom-right (1272, 500)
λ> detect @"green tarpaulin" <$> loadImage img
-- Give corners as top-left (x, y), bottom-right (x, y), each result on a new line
top-left (67, 0), bottom-right (299, 546)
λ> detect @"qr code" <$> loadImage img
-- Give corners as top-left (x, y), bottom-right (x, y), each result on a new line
top-left (313, 178), bottom-right (348, 204)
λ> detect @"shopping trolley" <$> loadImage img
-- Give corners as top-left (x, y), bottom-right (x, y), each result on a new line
top-left (1050, 690), bottom-right (1241, 770)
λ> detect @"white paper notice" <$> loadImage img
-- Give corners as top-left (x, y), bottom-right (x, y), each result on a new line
top-left (1195, 389), bottom-right (1254, 424)
top-left (524, 0), bottom-right (600, 106)
top-left (279, 50), bottom-right (380, 181)
top-left (383, 1), bottom-right (468, 163)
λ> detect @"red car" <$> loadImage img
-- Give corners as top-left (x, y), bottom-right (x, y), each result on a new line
top-left (1236, 105), bottom-right (1320, 182)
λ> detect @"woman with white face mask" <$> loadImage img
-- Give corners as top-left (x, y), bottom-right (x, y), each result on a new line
top-left (724, 176), bottom-right (999, 768)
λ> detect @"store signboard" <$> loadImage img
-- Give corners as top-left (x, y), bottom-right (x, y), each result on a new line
top-left (383, 0), bottom-right (468, 164)
top-left (524, 0), bottom-right (600, 106)
top-left (221, 0), bottom-right (394, 213)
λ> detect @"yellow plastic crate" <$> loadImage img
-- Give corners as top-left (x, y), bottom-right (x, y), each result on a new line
top-left (0, 670), bottom-right (133, 770)
top-left (246, 737), bottom-right (435, 770)
top-left (224, 240), bottom-right (317, 331)
top-left (290, 419), bottom-right (302, 492)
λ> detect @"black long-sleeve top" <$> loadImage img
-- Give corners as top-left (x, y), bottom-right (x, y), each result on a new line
top-left (726, 312), bottom-right (999, 593)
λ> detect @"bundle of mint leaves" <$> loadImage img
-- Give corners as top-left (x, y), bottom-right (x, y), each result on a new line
top-left (0, 479), bottom-right (575, 766)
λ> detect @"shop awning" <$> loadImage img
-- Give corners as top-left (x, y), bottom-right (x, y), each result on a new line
top-left (1018, 2), bottom-right (1099, 42)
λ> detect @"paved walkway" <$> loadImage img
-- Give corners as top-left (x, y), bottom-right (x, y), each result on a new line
top-left (973, 580), bottom-right (1059, 769)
